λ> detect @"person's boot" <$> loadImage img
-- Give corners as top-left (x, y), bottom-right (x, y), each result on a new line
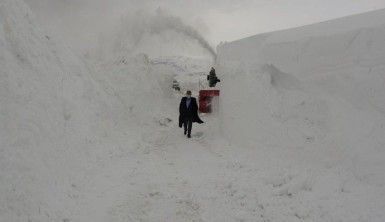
top-left (187, 134), bottom-right (191, 138)
top-left (184, 130), bottom-right (187, 135)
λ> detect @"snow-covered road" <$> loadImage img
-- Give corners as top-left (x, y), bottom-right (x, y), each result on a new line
top-left (66, 84), bottom-right (384, 222)
top-left (2, 1), bottom-right (385, 221)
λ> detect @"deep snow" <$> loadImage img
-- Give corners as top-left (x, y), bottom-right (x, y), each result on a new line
top-left (1, 1), bottom-right (385, 222)
top-left (217, 8), bottom-right (385, 222)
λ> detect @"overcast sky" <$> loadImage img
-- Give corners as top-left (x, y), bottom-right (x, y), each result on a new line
top-left (27, 0), bottom-right (385, 52)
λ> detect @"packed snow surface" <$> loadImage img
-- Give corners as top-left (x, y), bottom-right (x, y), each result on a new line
top-left (1, 1), bottom-right (385, 222)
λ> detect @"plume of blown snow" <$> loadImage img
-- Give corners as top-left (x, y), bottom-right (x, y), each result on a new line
top-left (98, 9), bottom-right (216, 63)
top-left (149, 9), bottom-right (217, 61)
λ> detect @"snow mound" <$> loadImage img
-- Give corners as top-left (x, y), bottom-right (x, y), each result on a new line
top-left (217, 8), bottom-right (385, 149)
top-left (0, 0), bottom-right (118, 220)
top-left (217, 9), bottom-right (385, 221)
top-left (0, 1), bottom-right (169, 221)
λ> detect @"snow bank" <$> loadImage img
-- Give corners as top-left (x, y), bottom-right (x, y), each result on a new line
top-left (217, 9), bottom-right (385, 221)
top-left (0, 0), bottom-right (171, 221)
top-left (217, 8), bottom-right (385, 151)
top-left (0, 0), bottom-right (115, 220)
top-left (93, 53), bottom-right (177, 128)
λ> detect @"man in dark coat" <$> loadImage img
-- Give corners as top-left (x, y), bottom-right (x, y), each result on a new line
top-left (179, 90), bottom-right (204, 138)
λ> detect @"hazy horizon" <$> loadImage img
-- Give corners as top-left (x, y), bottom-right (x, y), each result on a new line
top-left (26, 0), bottom-right (385, 56)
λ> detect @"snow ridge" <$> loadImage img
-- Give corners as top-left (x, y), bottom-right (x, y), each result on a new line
top-left (217, 8), bottom-right (385, 222)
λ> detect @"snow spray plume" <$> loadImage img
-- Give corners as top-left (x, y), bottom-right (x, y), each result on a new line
top-left (149, 10), bottom-right (217, 61)
top-left (115, 10), bottom-right (217, 61)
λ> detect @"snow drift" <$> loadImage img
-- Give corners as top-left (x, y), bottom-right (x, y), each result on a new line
top-left (0, 0), bottom-right (171, 221)
top-left (0, 0), bottom-right (123, 220)
top-left (217, 8), bottom-right (385, 221)
top-left (217, 8), bottom-right (385, 153)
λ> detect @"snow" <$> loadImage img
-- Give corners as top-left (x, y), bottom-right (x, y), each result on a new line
top-left (1, 0), bottom-right (385, 221)
top-left (217, 8), bottom-right (385, 222)
top-left (0, 0), bottom-right (130, 220)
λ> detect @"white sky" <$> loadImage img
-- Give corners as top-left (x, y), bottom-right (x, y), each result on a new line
top-left (27, 0), bottom-right (385, 51)
top-left (168, 0), bottom-right (385, 43)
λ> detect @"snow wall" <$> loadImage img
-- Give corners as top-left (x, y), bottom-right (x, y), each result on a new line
top-left (217, 9), bottom-right (385, 185)
top-left (0, 0), bottom-right (173, 220)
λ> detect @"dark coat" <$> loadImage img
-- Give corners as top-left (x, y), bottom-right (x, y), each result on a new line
top-left (208, 69), bottom-right (220, 87)
top-left (210, 69), bottom-right (216, 76)
top-left (179, 97), bottom-right (204, 127)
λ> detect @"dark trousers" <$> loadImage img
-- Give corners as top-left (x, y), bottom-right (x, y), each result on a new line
top-left (183, 117), bottom-right (193, 135)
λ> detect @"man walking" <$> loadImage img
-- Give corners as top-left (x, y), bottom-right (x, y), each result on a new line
top-left (179, 90), bottom-right (204, 138)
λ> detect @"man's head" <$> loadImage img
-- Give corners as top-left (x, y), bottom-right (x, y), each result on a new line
top-left (186, 90), bottom-right (192, 98)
